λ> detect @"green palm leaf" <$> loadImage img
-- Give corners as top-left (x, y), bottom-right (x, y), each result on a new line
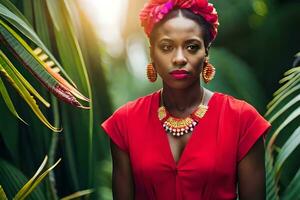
top-left (0, 49), bottom-right (50, 108)
top-left (0, 159), bottom-right (46, 200)
top-left (0, 51), bottom-right (60, 132)
top-left (268, 94), bottom-right (300, 124)
top-left (281, 167), bottom-right (300, 200)
top-left (279, 67), bottom-right (300, 83)
top-left (46, 0), bottom-right (94, 187)
top-left (267, 95), bottom-right (300, 149)
top-left (274, 126), bottom-right (300, 176)
top-left (265, 52), bottom-right (300, 200)
top-left (271, 71), bottom-right (300, 101)
top-left (265, 84), bottom-right (300, 116)
top-left (60, 189), bottom-right (93, 200)
top-left (0, 19), bottom-right (90, 108)
top-left (0, 185), bottom-right (8, 200)
top-left (0, 2), bottom-right (75, 86)
top-left (0, 76), bottom-right (26, 124)
top-left (265, 151), bottom-right (280, 200)
top-left (0, 0), bottom-right (29, 24)
top-left (14, 156), bottom-right (61, 200)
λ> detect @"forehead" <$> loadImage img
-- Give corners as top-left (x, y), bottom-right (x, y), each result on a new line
top-left (155, 15), bottom-right (203, 41)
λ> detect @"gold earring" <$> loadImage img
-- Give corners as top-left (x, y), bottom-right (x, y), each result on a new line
top-left (146, 63), bottom-right (157, 82)
top-left (202, 59), bottom-right (216, 84)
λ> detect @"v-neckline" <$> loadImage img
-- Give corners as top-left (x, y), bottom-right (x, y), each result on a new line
top-left (153, 90), bottom-right (217, 168)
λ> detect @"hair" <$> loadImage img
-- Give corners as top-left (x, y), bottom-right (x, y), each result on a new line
top-left (149, 8), bottom-right (213, 54)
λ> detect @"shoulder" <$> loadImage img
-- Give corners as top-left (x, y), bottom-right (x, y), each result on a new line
top-left (214, 92), bottom-right (247, 113)
top-left (101, 91), bottom-right (159, 150)
top-left (216, 92), bottom-right (270, 132)
top-left (112, 91), bottom-right (159, 117)
top-left (214, 92), bottom-right (264, 122)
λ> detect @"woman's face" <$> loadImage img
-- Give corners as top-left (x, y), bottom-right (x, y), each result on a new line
top-left (151, 14), bottom-right (207, 90)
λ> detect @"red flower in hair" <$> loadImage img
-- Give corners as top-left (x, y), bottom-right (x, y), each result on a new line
top-left (150, 0), bottom-right (170, 3)
top-left (195, 0), bottom-right (208, 8)
top-left (177, 0), bottom-right (194, 8)
top-left (139, 0), bottom-right (219, 41)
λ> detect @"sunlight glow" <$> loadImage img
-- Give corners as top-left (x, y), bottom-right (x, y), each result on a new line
top-left (79, 0), bottom-right (128, 57)
top-left (127, 35), bottom-right (149, 79)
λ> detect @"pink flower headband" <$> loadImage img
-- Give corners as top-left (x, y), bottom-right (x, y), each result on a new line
top-left (139, 0), bottom-right (219, 42)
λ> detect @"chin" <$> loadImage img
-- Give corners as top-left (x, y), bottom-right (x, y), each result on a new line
top-left (163, 79), bottom-right (200, 90)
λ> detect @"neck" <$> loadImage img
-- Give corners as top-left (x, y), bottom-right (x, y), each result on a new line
top-left (161, 81), bottom-right (203, 114)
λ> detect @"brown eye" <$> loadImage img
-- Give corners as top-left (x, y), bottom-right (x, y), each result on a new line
top-left (159, 44), bottom-right (173, 52)
top-left (186, 44), bottom-right (200, 53)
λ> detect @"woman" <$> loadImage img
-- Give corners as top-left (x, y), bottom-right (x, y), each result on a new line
top-left (101, 0), bottom-right (271, 199)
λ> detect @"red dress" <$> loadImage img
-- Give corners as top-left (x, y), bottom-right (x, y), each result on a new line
top-left (101, 91), bottom-right (271, 200)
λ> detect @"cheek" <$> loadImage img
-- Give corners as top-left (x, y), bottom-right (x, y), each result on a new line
top-left (193, 56), bottom-right (205, 72)
top-left (199, 57), bottom-right (205, 68)
top-left (153, 52), bottom-right (170, 71)
top-left (155, 61), bottom-right (169, 76)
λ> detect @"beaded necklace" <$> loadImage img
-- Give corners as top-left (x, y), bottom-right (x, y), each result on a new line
top-left (158, 88), bottom-right (208, 137)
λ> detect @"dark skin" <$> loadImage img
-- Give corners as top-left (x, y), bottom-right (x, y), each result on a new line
top-left (110, 140), bottom-right (134, 200)
top-left (110, 11), bottom-right (266, 200)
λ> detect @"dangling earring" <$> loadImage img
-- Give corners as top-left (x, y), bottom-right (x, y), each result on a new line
top-left (146, 63), bottom-right (157, 82)
top-left (202, 58), bottom-right (216, 84)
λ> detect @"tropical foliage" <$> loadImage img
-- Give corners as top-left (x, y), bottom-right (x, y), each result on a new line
top-left (265, 53), bottom-right (300, 200)
top-left (0, 2), bottom-right (90, 131)
top-left (0, 155), bottom-right (92, 199)
top-left (0, 156), bottom-right (61, 200)
top-left (0, 0), bottom-right (299, 199)
top-left (0, 0), bottom-right (111, 199)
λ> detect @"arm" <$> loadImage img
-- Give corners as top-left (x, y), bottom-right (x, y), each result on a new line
top-left (110, 139), bottom-right (134, 200)
top-left (238, 136), bottom-right (266, 200)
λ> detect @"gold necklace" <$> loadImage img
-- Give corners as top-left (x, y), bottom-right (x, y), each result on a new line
top-left (158, 88), bottom-right (208, 137)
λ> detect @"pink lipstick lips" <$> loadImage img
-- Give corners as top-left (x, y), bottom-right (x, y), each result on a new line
top-left (170, 69), bottom-right (190, 80)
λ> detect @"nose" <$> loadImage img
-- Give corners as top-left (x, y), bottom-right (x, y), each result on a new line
top-left (172, 48), bottom-right (187, 67)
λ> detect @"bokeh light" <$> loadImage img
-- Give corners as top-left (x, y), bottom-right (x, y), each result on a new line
top-left (79, 0), bottom-right (128, 57)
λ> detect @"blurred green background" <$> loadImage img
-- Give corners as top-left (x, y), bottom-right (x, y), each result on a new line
top-left (0, 0), bottom-right (299, 199)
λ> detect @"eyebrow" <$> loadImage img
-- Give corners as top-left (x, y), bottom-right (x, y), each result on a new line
top-left (185, 38), bottom-right (202, 43)
top-left (158, 38), bottom-right (173, 43)
top-left (158, 38), bottom-right (202, 45)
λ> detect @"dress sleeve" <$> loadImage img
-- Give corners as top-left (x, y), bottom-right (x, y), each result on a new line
top-left (101, 105), bottom-right (128, 152)
top-left (237, 101), bottom-right (271, 162)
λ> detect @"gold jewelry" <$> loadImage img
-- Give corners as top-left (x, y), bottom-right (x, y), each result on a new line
top-left (158, 88), bottom-right (208, 137)
top-left (146, 63), bottom-right (157, 82)
top-left (202, 59), bottom-right (215, 84)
